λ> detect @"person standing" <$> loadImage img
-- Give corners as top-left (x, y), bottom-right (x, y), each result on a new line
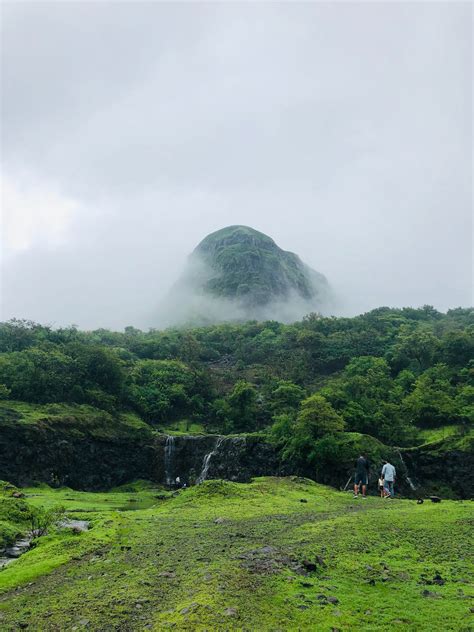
top-left (353, 454), bottom-right (370, 498)
top-left (381, 460), bottom-right (396, 498)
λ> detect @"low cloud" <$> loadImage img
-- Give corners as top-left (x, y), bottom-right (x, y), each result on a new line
top-left (1, 3), bottom-right (471, 329)
top-left (156, 250), bottom-right (337, 328)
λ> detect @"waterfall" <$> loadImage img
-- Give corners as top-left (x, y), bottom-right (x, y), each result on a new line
top-left (197, 436), bottom-right (225, 484)
top-left (164, 435), bottom-right (175, 486)
top-left (397, 450), bottom-right (417, 491)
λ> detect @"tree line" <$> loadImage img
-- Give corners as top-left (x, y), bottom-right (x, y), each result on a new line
top-left (0, 307), bottom-right (472, 457)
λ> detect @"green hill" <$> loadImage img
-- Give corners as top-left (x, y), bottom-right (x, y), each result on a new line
top-left (162, 226), bottom-right (332, 324)
top-left (194, 225), bottom-right (329, 305)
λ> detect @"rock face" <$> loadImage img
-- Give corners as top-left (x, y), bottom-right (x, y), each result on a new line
top-left (0, 406), bottom-right (471, 497)
top-left (400, 440), bottom-right (474, 499)
top-left (160, 225), bottom-right (333, 325)
top-left (0, 413), bottom-right (283, 490)
top-left (156, 434), bottom-right (286, 486)
top-left (0, 416), bottom-right (157, 490)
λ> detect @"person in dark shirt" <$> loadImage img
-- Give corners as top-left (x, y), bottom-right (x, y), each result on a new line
top-left (353, 455), bottom-right (370, 498)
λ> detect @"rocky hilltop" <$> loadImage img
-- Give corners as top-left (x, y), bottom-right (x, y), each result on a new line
top-left (161, 225), bottom-right (333, 325)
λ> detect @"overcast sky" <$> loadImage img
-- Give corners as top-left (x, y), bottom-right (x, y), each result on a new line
top-left (1, 2), bottom-right (472, 330)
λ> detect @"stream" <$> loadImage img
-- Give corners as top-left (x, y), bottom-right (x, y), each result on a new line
top-left (0, 535), bottom-right (32, 568)
top-left (0, 519), bottom-right (89, 569)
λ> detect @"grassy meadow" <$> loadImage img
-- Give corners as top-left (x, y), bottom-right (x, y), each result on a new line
top-left (0, 477), bottom-right (472, 631)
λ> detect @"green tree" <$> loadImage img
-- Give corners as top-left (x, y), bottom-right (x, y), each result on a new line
top-left (296, 394), bottom-right (345, 439)
top-left (0, 347), bottom-right (76, 403)
top-left (227, 380), bottom-right (258, 433)
top-left (441, 330), bottom-right (474, 368)
top-left (0, 384), bottom-right (11, 400)
top-left (67, 344), bottom-right (125, 397)
top-left (403, 364), bottom-right (459, 427)
top-left (269, 380), bottom-right (305, 414)
top-left (129, 359), bottom-right (201, 423)
top-left (0, 319), bottom-right (48, 352)
top-left (389, 328), bottom-right (440, 372)
top-left (321, 357), bottom-right (415, 444)
top-left (454, 385), bottom-right (474, 425)
top-left (30, 505), bottom-right (66, 538)
top-left (268, 412), bottom-right (295, 450)
top-left (274, 395), bottom-right (345, 469)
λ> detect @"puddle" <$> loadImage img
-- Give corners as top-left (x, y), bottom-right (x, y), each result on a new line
top-left (65, 499), bottom-right (157, 513)
top-left (116, 499), bottom-right (157, 511)
top-left (59, 519), bottom-right (89, 531)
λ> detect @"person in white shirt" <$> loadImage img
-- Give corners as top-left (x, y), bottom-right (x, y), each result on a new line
top-left (381, 461), bottom-right (396, 498)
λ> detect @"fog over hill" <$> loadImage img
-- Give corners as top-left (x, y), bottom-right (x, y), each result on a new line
top-left (158, 226), bottom-right (334, 325)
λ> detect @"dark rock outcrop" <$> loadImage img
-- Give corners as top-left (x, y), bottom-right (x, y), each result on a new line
top-left (0, 418), bottom-right (157, 490)
top-left (0, 405), bottom-right (471, 497)
top-left (400, 439), bottom-right (474, 499)
top-left (156, 434), bottom-right (286, 485)
top-left (0, 412), bottom-right (284, 490)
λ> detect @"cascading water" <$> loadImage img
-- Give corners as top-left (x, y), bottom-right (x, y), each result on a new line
top-left (397, 450), bottom-right (417, 491)
top-left (164, 435), bottom-right (175, 486)
top-left (197, 436), bottom-right (225, 484)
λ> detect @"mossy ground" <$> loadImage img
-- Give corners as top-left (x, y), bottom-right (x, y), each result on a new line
top-left (0, 483), bottom-right (35, 549)
top-left (0, 478), bottom-right (472, 631)
top-left (159, 419), bottom-right (206, 435)
top-left (0, 401), bottom-right (152, 439)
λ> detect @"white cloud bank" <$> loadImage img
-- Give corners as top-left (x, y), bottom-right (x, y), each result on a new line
top-left (1, 171), bottom-right (80, 257)
top-left (0, 2), bottom-right (472, 329)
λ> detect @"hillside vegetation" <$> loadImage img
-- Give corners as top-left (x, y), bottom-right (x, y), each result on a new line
top-left (0, 309), bottom-right (472, 629)
top-left (0, 307), bottom-right (472, 458)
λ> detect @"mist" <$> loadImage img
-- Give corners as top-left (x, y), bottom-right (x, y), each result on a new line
top-left (156, 244), bottom-right (336, 328)
top-left (1, 2), bottom-right (472, 331)
top-left (157, 283), bottom-right (332, 329)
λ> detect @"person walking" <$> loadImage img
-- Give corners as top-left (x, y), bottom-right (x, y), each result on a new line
top-left (381, 460), bottom-right (396, 498)
top-left (353, 454), bottom-right (370, 498)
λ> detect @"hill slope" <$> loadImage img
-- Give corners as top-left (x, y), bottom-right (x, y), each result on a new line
top-left (160, 226), bottom-right (332, 324)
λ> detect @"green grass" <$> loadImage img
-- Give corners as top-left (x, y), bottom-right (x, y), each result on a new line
top-left (0, 484), bottom-right (35, 548)
top-left (160, 419), bottom-right (207, 435)
top-left (0, 400), bottom-right (153, 439)
top-left (22, 482), bottom-right (168, 513)
top-left (410, 426), bottom-right (474, 456)
top-left (416, 425), bottom-right (464, 445)
top-left (0, 482), bottom-right (170, 593)
top-left (0, 477), bottom-right (472, 631)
